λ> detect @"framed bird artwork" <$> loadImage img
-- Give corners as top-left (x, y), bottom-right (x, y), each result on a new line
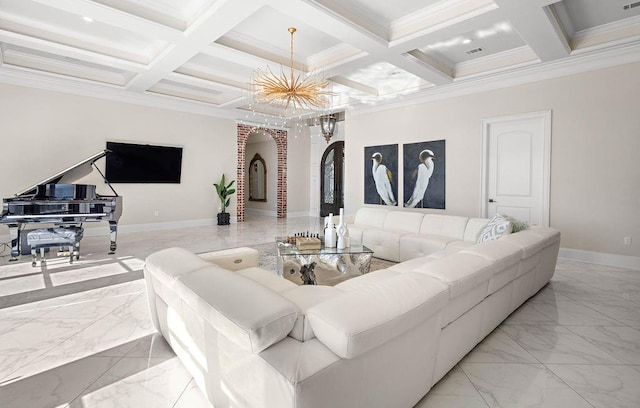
top-left (403, 140), bottom-right (446, 209)
top-left (364, 144), bottom-right (398, 206)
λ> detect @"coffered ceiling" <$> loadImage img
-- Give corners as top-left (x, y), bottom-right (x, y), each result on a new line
top-left (1, 0), bottom-right (639, 121)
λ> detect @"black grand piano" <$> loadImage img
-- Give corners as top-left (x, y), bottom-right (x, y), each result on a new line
top-left (1, 150), bottom-right (122, 261)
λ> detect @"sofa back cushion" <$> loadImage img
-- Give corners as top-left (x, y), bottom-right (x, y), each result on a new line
top-left (145, 248), bottom-right (299, 354)
top-left (280, 285), bottom-right (343, 342)
top-left (177, 268), bottom-right (299, 353)
top-left (463, 218), bottom-right (490, 241)
top-left (353, 208), bottom-right (388, 228)
top-left (419, 215), bottom-right (469, 239)
top-left (383, 211), bottom-right (424, 233)
top-left (307, 272), bottom-right (448, 359)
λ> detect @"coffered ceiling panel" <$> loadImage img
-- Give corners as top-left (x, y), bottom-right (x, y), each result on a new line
top-left (0, 0), bottom-right (167, 63)
top-left (91, 0), bottom-right (219, 30)
top-left (216, 5), bottom-right (342, 64)
top-left (0, 0), bottom-right (639, 121)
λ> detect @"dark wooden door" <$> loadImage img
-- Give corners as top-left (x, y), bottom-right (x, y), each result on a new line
top-left (320, 141), bottom-right (344, 217)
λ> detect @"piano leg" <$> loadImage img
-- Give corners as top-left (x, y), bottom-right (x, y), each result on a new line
top-left (109, 221), bottom-right (117, 254)
top-left (8, 224), bottom-right (19, 261)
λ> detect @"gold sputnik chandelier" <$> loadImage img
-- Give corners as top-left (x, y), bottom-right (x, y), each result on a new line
top-left (251, 27), bottom-right (332, 110)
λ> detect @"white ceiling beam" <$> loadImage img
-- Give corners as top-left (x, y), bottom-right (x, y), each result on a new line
top-left (126, 0), bottom-right (264, 92)
top-left (330, 76), bottom-right (378, 95)
top-left (495, 0), bottom-right (570, 62)
top-left (386, 53), bottom-right (452, 85)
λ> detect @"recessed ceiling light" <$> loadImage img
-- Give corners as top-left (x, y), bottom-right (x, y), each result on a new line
top-left (462, 38), bottom-right (473, 45)
top-left (83, 16), bottom-right (94, 22)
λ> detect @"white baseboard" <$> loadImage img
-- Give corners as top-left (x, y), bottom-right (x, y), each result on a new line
top-left (287, 211), bottom-right (316, 218)
top-left (559, 247), bottom-right (640, 271)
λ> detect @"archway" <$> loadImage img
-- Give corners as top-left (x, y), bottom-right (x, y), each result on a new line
top-left (236, 124), bottom-right (287, 222)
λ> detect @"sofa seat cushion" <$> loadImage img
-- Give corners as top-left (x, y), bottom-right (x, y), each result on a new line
top-left (177, 266), bottom-right (299, 353)
top-left (362, 229), bottom-right (403, 262)
top-left (280, 286), bottom-right (343, 341)
top-left (419, 214), bottom-right (469, 240)
top-left (307, 272), bottom-right (448, 359)
top-left (445, 240), bottom-right (475, 250)
top-left (412, 253), bottom-right (495, 326)
top-left (347, 224), bottom-right (370, 244)
top-left (461, 240), bottom-right (522, 294)
top-left (399, 234), bottom-right (457, 261)
top-left (237, 267), bottom-right (297, 293)
top-left (527, 226), bottom-right (561, 247)
top-left (499, 229), bottom-right (547, 259)
top-left (335, 269), bottom-right (401, 291)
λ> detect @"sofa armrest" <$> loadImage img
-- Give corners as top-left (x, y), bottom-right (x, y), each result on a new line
top-left (307, 272), bottom-right (448, 359)
top-left (198, 247), bottom-right (259, 271)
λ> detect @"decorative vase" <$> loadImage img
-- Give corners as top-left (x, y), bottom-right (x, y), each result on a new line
top-left (324, 213), bottom-right (337, 248)
top-left (217, 212), bottom-right (230, 226)
top-left (336, 208), bottom-right (346, 249)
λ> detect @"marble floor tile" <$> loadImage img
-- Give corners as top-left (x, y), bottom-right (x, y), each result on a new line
top-left (460, 362), bottom-right (592, 408)
top-left (530, 299), bottom-right (625, 326)
top-left (500, 324), bottom-right (623, 364)
top-left (566, 326), bottom-right (640, 364)
top-left (541, 280), bottom-right (623, 301)
top-left (124, 333), bottom-right (175, 358)
top-left (462, 328), bottom-right (538, 364)
top-left (547, 364), bottom-right (640, 408)
top-left (503, 303), bottom-right (556, 325)
top-left (578, 300), bottom-right (640, 327)
top-left (68, 356), bottom-right (192, 408)
top-left (0, 317), bottom-right (92, 356)
top-left (0, 356), bottom-right (121, 408)
top-left (172, 379), bottom-right (214, 408)
top-left (415, 365), bottom-right (489, 408)
top-left (44, 307), bottom-right (154, 359)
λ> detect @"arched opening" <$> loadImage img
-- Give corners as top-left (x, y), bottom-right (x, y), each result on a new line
top-left (236, 124), bottom-right (287, 222)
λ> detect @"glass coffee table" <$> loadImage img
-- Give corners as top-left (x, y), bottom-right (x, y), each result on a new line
top-left (276, 240), bottom-right (374, 286)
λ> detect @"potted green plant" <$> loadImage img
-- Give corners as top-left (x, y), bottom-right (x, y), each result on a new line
top-left (214, 173), bottom-right (235, 225)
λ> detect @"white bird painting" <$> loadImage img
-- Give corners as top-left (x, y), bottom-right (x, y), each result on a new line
top-left (371, 152), bottom-right (397, 206)
top-left (405, 149), bottom-right (436, 208)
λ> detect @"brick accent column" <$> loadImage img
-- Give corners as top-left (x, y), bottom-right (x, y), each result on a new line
top-left (236, 124), bottom-right (288, 222)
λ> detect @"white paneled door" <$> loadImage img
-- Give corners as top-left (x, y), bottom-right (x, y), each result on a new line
top-left (481, 111), bottom-right (551, 226)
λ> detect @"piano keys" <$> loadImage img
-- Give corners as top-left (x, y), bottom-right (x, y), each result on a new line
top-left (0, 150), bottom-right (122, 261)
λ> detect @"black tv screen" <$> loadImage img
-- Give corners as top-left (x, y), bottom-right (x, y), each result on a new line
top-left (105, 142), bottom-right (183, 183)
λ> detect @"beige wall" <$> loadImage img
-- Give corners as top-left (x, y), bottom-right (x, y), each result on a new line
top-left (345, 62), bottom-right (640, 257)
top-left (0, 83), bottom-right (237, 232)
top-left (286, 124), bottom-right (311, 215)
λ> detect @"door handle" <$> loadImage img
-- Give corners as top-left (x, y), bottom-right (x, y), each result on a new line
top-left (489, 199), bottom-right (497, 203)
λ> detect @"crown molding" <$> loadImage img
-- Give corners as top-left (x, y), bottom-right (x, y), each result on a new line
top-left (349, 40), bottom-right (640, 116)
top-left (0, 64), bottom-right (239, 120)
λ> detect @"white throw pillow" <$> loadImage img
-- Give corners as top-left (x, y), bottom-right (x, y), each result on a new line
top-left (477, 214), bottom-right (513, 243)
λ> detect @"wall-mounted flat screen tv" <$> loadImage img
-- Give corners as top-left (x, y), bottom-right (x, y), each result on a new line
top-left (106, 141), bottom-right (183, 183)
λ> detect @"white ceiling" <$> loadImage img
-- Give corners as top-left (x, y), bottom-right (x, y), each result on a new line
top-left (1, 0), bottom-right (640, 122)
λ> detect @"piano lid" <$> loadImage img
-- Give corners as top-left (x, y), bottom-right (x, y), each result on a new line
top-left (15, 150), bottom-right (111, 197)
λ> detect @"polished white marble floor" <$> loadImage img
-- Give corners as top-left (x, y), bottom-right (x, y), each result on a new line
top-left (0, 215), bottom-right (639, 408)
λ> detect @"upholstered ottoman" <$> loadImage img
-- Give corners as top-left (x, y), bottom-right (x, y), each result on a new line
top-left (26, 226), bottom-right (84, 267)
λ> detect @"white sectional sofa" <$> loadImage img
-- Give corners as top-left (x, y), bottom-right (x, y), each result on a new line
top-left (348, 207), bottom-right (491, 262)
top-left (144, 212), bottom-right (560, 408)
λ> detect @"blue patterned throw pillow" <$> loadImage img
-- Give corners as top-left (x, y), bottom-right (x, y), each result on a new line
top-left (477, 214), bottom-right (513, 243)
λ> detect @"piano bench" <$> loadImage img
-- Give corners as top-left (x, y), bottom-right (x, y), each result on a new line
top-left (27, 227), bottom-right (84, 267)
